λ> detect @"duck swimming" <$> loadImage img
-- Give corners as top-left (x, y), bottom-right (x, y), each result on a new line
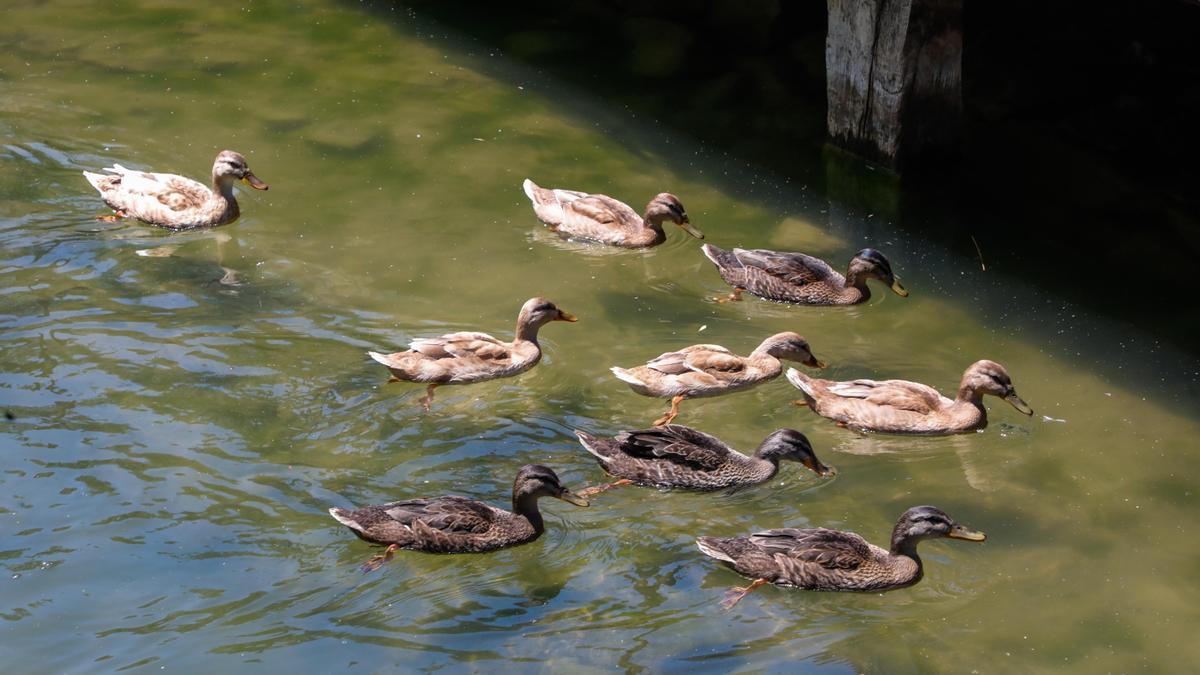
top-left (702, 245), bottom-right (907, 304)
top-left (696, 505), bottom-right (986, 607)
top-left (368, 297), bottom-right (576, 410)
top-left (575, 426), bottom-right (833, 494)
top-left (522, 179), bottom-right (703, 248)
top-left (83, 150), bottom-right (267, 230)
top-left (611, 332), bottom-right (825, 426)
top-left (329, 464), bottom-right (589, 571)
top-left (786, 359), bottom-right (1033, 434)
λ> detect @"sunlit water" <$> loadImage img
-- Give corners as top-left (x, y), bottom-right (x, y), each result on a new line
top-left (2, 2), bottom-right (1198, 672)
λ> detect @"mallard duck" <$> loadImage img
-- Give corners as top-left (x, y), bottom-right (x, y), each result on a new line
top-left (611, 332), bottom-right (825, 426)
top-left (83, 150), bottom-right (268, 230)
top-left (329, 464), bottom-right (588, 570)
top-left (697, 505), bottom-right (986, 607)
top-left (701, 244), bottom-right (907, 304)
top-left (368, 297), bottom-right (576, 410)
top-left (786, 360), bottom-right (1033, 435)
top-left (522, 179), bottom-right (704, 248)
top-left (574, 426), bottom-right (833, 494)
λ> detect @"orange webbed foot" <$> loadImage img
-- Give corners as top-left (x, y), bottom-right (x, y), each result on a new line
top-left (361, 544), bottom-right (399, 573)
top-left (720, 578), bottom-right (768, 609)
top-left (577, 479), bottom-right (634, 498)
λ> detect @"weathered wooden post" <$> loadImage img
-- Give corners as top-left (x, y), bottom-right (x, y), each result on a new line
top-left (825, 0), bottom-right (963, 170)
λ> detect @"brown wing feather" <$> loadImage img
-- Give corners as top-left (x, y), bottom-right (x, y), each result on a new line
top-left (733, 249), bottom-right (839, 286)
top-left (749, 527), bottom-right (870, 570)
top-left (614, 425), bottom-right (732, 471)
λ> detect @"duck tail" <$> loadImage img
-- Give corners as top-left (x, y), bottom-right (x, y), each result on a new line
top-left (522, 178), bottom-right (539, 203)
top-left (574, 430), bottom-right (611, 460)
top-left (328, 507), bottom-right (365, 532)
top-left (610, 366), bottom-right (644, 387)
top-left (82, 170), bottom-right (110, 192)
top-left (785, 367), bottom-right (815, 396)
top-left (367, 351), bottom-right (393, 367)
top-left (696, 536), bottom-right (736, 563)
top-left (701, 243), bottom-right (735, 267)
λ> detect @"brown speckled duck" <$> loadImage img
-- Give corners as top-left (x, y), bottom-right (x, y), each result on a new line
top-left (368, 297), bottom-right (576, 410)
top-left (702, 244), bottom-right (907, 304)
top-left (522, 179), bottom-right (704, 247)
top-left (574, 426), bottom-right (833, 494)
top-left (329, 464), bottom-right (589, 570)
top-left (697, 505), bottom-right (986, 607)
top-left (786, 360), bottom-right (1033, 435)
top-left (611, 332), bottom-right (825, 426)
top-left (83, 150), bottom-right (268, 230)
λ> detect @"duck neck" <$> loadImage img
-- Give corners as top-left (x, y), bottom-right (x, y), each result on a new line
top-left (514, 319), bottom-right (543, 345)
top-left (749, 447), bottom-right (783, 479)
top-left (954, 384), bottom-right (986, 409)
top-left (512, 493), bottom-right (545, 535)
top-left (640, 213), bottom-right (668, 243)
top-left (748, 342), bottom-right (784, 373)
top-left (842, 270), bottom-right (871, 301)
top-left (211, 175), bottom-right (238, 208)
top-left (889, 535), bottom-right (924, 570)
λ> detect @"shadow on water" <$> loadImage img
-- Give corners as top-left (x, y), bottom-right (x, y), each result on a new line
top-left (356, 0), bottom-right (1200, 360)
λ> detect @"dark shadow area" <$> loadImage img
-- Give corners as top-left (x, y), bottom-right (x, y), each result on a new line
top-left (376, 0), bottom-right (1198, 353)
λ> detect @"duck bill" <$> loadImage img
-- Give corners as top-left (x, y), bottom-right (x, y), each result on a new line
top-left (947, 525), bottom-right (986, 542)
top-left (242, 173), bottom-right (269, 190)
top-left (890, 277), bottom-right (909, 297)
top-left (557, 489), bottom-right (589, 507)
top-left (803, 355), bottom-right (827, 369)
top-left (678, 220), bottom-right (705, 239)
top-left (556, 310), bottom-right (578, 322)
top-left (803, 458), bottom-right (836, 477)
top-left (1005, 392), bottom-right (1033, 416)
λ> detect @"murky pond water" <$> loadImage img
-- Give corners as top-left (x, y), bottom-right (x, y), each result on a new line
top-left (3, 1), bottom-right (1198, 672)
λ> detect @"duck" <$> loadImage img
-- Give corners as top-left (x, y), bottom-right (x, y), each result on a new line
top-left (786, 359), bottom-right (1033, 435)
top-left (521, 179), bottom-right (704, 248)
top-left (329, 464), bottom-right (588, 570)
top-left (611, 332), bottom-right (825, 426)
top-left (696, 505), bottom-right (986, 607)
top-left (368, 297), bottom-right (576, 410)
top-left (573, 426), bottom-right (833, 494)
top-left (701, 244), bottom-right (907, 304)
top-left (83, 150), bottom-right (268, 230)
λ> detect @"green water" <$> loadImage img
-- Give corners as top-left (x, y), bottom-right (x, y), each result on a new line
top-left (2, 1), bottom-right (1198, 672)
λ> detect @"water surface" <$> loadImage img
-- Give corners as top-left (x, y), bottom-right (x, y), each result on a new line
top-left (2, 1), bottom-right (1198, 672)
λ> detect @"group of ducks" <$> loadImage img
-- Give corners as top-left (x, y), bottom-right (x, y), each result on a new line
top-left (85, 150), bottom-right (1033, 608)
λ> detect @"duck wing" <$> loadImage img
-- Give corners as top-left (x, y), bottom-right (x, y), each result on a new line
top-left (749, 527), bottom-right (871, 570)
top-left (614, 424), bottom-right (733, 471)
top-left (104, 166), bottom-right (211, 212)
top-left (646, 344), bottom-right (741, 375)
top-left (408, 331), bottom-right (512, 361)
top-left (732, 249), bottom-right (840, 286)
top-left (826, 378), bottom-right (946, 414)
top-left (381, 496), bottom-right (499, 534)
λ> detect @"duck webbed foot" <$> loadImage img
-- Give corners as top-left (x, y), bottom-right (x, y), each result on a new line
top-left (361, 544), bottom-right (399, 573)
top-left (652, 395), bottom-right (686, 427)
top-left (96, 209), bottom-right (128, 222)
top-left (720, 578), bottom-right (768, 609)
top-left (577, 479), bottom-right (634, 498)
top-left (792, 399), bottom-right (808, 407)
top-left (714, 287), bottom-right (744, 304)
top-left (418, 384), bottom-right (437, 411)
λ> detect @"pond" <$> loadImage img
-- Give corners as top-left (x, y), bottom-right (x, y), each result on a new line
top-left (2, 1), bottom-right (1197, 672)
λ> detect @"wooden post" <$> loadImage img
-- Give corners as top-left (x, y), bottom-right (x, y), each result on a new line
top-left (826, 0), bottom-right (962, 170)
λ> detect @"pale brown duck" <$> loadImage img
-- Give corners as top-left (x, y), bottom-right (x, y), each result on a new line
top-left (522, 179), bottom-right (703, 248)
top-left (83, 150), bottom-right (268, 230)
top-left (368, 297), bottom-right (576, 410)
top-left (611, 332), bottom-right (825, 426)
top-left (786, 360), bottom-right (1033, 435)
